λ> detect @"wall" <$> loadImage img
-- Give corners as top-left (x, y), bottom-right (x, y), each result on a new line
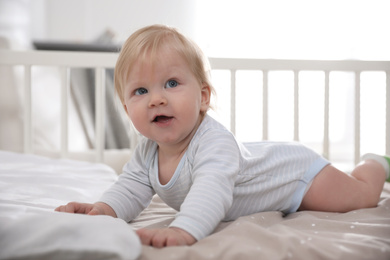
top-left (29, 0), bottom-right (390, 60)
top-left (30, 0), bottom-right (197, 43)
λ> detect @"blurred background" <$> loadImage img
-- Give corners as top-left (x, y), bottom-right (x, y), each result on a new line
top-left (2, 0), bottom-right (389, 59)
top-left (0, 0), bottom-right (389, 170)
top-left (0, 0), bottom-right (390, 60)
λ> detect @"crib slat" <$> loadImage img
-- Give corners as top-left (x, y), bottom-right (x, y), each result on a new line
top-left (294, 71), bottom-right (299, 141)
top-left (323, 71), bottom-right (330, 159)
top-left (230, 70), bottom-right (236, 135)
top-left (60, 67), bottom-right (70, 158)
top-left (354, 72), bottom-right (361, 165)
top-left (95, 68), bottom-right (106, 163)
top-left (386, 71), bottom-right (390, 155)
top-left (263, 71), bottom-right (268, 140)
top-left (24, 65), bottom-right (32, 154)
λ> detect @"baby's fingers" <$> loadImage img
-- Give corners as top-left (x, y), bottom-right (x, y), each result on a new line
top-left (87, 207), bottom-right (102, 216)
top-left (136, 228), bottom-right (154, 246)
top-left (55, 203), bottom-right (76, 213)
top-left (55, 202), bottom-right (91, 214)
top-left (136, 228), bottom-right (168, 247)
top-left (151, 232), bottom-right (171, 248)
top-left (136, 228), bottom-right (191, 248)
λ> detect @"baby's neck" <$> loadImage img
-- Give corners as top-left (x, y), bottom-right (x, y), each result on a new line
top-left (157, 147), bottom-right (186, 185)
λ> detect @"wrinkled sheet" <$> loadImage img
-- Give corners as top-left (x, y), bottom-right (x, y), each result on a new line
top-left (131, 180), bottom-right (390, 260)
top-left (1, 151), bottom-right (389, 260)
top-left (0, 151), bottom-right (141, 260)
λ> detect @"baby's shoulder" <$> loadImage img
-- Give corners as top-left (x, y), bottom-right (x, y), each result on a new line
top-left (187, 115), bottom-right (242, 159)
top-left (192, 116), bottom-right (235, 145)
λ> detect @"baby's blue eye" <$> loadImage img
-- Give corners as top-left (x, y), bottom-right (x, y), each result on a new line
top-left (165, 80), bottom-right (178, 88)
top-left (135, 88), bottom-right (148, 95)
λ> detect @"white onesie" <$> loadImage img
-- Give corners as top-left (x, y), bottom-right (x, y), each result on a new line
top-left (99, 114), bottom-right (329, 241)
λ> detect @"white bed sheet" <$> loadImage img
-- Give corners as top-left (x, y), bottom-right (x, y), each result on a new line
top-left (1, 150), bottom-right (390, 260)
top-left (0, 151), bottom-right (141, 260)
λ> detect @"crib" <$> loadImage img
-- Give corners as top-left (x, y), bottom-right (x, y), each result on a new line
top-left (0, 49), bottom-right (389, 260)
top-left (1, 50), bottom-right (389, 166)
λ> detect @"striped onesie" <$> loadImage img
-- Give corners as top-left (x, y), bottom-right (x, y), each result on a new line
top-left (99, 114), bottom-right (329, 241)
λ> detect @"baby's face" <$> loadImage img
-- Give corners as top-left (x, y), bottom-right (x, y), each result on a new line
top-left (122, 46), bottom-right (210, 148)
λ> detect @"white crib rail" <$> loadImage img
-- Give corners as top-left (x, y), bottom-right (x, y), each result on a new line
top-left (0, 50), bottom-right (117, 162)
top-left (1, 50), bottom-right (389, 165)
top-left (209, 58), bottom-right (390, 164)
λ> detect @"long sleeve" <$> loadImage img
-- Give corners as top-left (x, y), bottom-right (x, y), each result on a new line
top-left (168, 126), bottom-right (241, 241)
top-left (99, 139), bottom-right (156, 222)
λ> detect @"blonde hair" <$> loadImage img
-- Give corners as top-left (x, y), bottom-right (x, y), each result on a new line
top-left (114, 24), bottom-right (215, 107)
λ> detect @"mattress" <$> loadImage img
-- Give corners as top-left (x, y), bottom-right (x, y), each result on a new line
top-left (0, 151), bottom-right (140, 260)
top-left (1, 151), bottom-right (389, 260)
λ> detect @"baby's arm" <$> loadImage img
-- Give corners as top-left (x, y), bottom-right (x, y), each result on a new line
top-left (55, 202), bottom-right (117, 217)
top-left (166, 131), bottom-right (240, 242)
top-left (56, 139), bottom-right (154, 221)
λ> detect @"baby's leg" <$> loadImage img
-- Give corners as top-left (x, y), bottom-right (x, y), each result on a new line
top-left (299, 158), bottom-right (387, 212)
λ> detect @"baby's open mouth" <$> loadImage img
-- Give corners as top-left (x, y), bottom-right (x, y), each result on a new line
top-left (153, 115), bottom-right (173, 123)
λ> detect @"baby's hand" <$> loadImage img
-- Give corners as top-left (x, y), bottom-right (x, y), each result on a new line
top-left (136, 227), bottom-right (196, 248)
top-left (55, 202), bottom-right (116, 217)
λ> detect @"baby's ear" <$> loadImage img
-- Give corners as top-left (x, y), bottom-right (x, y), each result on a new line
top-left (123, 104), bottom-right (131, 116)
top-left (200, 84), bottom-right (211, 110)
top-left (122, 104), bottom-right (131, 119)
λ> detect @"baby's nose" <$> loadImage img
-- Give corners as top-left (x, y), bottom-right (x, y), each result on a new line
top-left (148, 91), bottom-right (167, 107)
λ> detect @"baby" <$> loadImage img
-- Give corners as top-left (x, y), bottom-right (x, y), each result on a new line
top-left (56, 24), bottom-right (389, 248)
